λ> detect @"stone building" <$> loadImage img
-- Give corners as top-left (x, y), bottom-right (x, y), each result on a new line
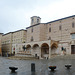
top-left (2, 32), bottom-right (12, 56)
top-left (25, 16), bottom-right (51, 59)
top-left (12, 29), bottom-right (27, 54)
top-left (0, 33), bottom-right (3, 55)
top-left (46, 15), bottom-right (75, 55)
top-left (2, 29), bottom-right (27, 56)
top-left (1, 15), bottom-right (75, 58)
top-left (16, 15), bottom-right (75, 59)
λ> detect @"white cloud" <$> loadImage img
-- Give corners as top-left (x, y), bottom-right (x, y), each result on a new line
top-left (27, 0), bottom-right (75, 23)
top-left (0, 0), bottom-right (75, 33)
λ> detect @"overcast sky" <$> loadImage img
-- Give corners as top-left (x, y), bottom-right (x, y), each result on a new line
top-left (0, 0), bottom-right (75, 34)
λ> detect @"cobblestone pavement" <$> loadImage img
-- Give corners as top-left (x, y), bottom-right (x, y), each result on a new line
top-left (0, 56), bottom-right (75, 75)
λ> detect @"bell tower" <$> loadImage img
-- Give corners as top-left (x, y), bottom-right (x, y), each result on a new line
top-left (31, 16), bottom-right (41, 26)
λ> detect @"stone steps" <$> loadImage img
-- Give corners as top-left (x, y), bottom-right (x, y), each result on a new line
top-left (17, 51), bottom-right (31, 55)
top-left (51, 54), bottom-right (75, 59)
top-left (7, 53), bottom-right (38, 60)
top-left (8, 55), bottom-right (37, 60)
top-left (15, 54), bottom-right (34, 57)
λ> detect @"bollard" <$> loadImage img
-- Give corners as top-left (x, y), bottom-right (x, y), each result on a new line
top-left (49, 66), bottom-right (56, 71)
top-left (31, 63), bottom-right (35, 72)
top-left (9, 67), bottom-right (18, 72)
top-left (65, 64), bottom-right (72, 69)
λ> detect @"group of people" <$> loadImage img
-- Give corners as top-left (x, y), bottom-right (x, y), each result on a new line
top-left (61, 47), bottom-right (66, 55)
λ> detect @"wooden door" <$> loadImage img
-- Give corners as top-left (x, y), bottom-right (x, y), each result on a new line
top-left (71, 45), bottom-right (75, 54)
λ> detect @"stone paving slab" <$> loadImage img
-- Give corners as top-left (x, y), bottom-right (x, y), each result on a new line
top-left (0, 55), bottom-right (75, 75)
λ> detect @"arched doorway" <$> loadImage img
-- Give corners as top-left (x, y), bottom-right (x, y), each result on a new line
top-left (41, 43), bottom-right (49, 58)
top-left (33, 44), bottom-right (39, 57)
top-left (26, 45), bottom-right (31, 54)
top-left (51, 43), bottom-right (58, 55)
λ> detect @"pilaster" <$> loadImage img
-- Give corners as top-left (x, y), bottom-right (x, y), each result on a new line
top-left (49, 47), bottom-right (51, 59)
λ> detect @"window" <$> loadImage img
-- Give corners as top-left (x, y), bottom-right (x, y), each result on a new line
top-left (49, 24), bottom-right (51, 25)
top-left (32, 19), bottom-right (34, 23)
top-left (49, 27), bottom-right (51, 32)
top-left (48, 37), bottom-right (51, 40)
top-left (72, 18), bottom-right (74, 19)
top-left (37, 19), bottom-right (39, 23)
top-left (31, 28), bottom-right (33, 32)
top-left (31, 36), bottom-right (33, 41)
top-left (59, 21), bottom-right (61, 23)
top-left (59, 25), bottom-right (62, 30)
top-left (72, 22), bottom-right (74, 28)
top-left (71, 34), bottom-right (75, 39)
top-left (23, 41), bottom-right (25, 43)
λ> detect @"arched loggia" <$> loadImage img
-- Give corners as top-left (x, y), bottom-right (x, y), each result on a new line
top-left (33, 44), bottom-right (39, 57)
top-left (51, 43), bottom-right (58, 55)
top-left (41, 43), bottom-right (49, 58)
top-left (26, 44), bottom-right (31, 54)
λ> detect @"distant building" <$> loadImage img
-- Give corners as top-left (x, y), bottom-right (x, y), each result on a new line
top-left (2, 32), bottom-right (12, 56)
top-left (0, 33), bottom-right (3, 56)
top-left (12, 29), bottom-right (27, 54)
top-left (1, 29), bottom-right (27, 56)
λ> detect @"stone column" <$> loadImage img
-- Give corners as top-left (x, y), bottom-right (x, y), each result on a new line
top-left (31, 47), bottom-right (33, 55)
top-left (49, 47), bottom-right (51, 59)
top-left (39, 46), bottom-right (41, 59)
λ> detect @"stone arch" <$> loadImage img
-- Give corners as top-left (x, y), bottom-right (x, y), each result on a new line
top-left (33, 44), bottom-right (39, 48)
top-left (26, 44), bottom-right (31, 49)
top-left (26, 44), bottom-right (31, 54)
top-left (33, 44), bottom-right (39, 57)
top-left (51, 43), bottom-right (58, 55)
top-left (41, 43), bottom-right (49, 58)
